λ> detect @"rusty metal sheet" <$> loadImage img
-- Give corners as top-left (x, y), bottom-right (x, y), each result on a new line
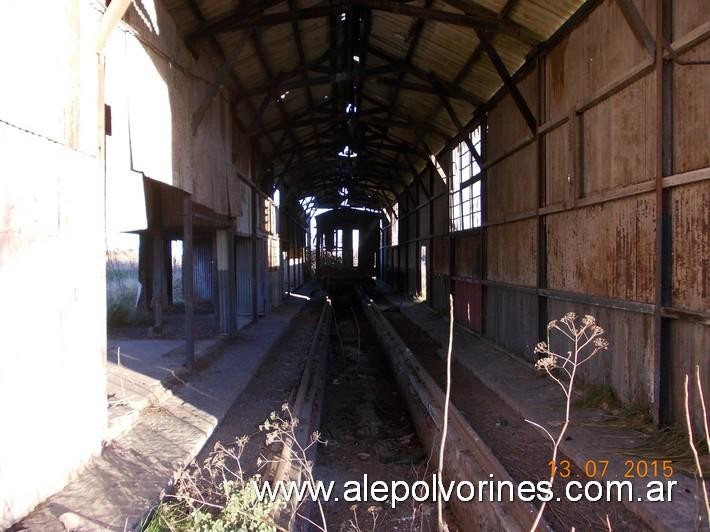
top-left (487, 218), bottom-right (537, 286)
top-left (670, 180), bottom-right (710, 312)
top-left (454, 278), bottom-right (482, 333)
top-left (546, 299), bottom-right (654, 408)
top-left (454, 234), bottom-right (483, 279)
top-left (485, 285), bottom-right (537, 361)
top-left (433, 236), bottom-right (450, 276)
top-left (546, 194), bottom-right (656, 303)
top-left (486, 143), bottom-right (537, 220)
top-left (668, 320), bottom-right (710, 434)
top-left (673, 39), bottom-right (710, 174)
top-left (582, 73), bottom-right (656, 196)
top-left (486, 68), bottom-right (538, 162)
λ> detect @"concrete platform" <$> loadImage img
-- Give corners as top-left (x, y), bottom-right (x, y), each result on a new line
top-left (106, 337), bottom-right (225, 443)
top-left (382, 293), bottom-right (700, 532)
top-left (15, 288), bottom-right (315, 532)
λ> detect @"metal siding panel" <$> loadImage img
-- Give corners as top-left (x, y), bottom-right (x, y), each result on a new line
top-left (670, 180), bottom-right (710, 311)
top-left (546, 299), bottom-right (654, 408)
top-left (484, 285), bottom-right (538, 361)
top-left (454, 278), bottom-right (482, 333)
top-left (486, 219), bottom-right (537, 286)
top-left (193, 240), bottom-right (213, 301)
top-left (546, 194), bottom-right (656, 302)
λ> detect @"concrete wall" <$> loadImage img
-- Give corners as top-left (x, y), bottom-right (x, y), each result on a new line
top-left (0, 1), bottom-right (106, 527)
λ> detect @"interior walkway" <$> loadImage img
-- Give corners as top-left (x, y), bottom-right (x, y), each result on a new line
top-left (380, 289), bottom-right (698, 532)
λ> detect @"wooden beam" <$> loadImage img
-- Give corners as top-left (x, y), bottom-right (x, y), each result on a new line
top-left (477, 32), bottom-right (537, 134)
top-left (375, 76), bottom-right (479, 106)
top-left (248, 64), bottom-right (399, 95)
top-left (616, 0), bottom-right (656, 57)
top-left (188, 4), bottom-right (346, 39)
top-left (192, 32), bottom-right (249, 135)
top-left (366, 45), bottom-right (480, 106)
top-left (431, 74), bottom-right (483, 167)
top-left (438, 0), bottom-right (540, 46)
top-left (352, 0), bottom-right (538, 45)
top-left (96, 0), bottom-right (133, 52)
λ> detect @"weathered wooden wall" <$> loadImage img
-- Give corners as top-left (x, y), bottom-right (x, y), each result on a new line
top-left (380, 0), bottom-right (710, 429)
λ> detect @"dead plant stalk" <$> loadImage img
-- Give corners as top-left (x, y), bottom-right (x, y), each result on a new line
top-left (436, 294), bottom-right (454, 532)
top-left (684, 365), bottom-right (710, 527)
top-left (525, 313), bottom-right (609, 531)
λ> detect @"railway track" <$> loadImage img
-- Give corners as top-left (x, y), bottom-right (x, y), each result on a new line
top-left (357, 289), bottom-right (549, 532)
top-left (277, 288), bottom-right (551, 531)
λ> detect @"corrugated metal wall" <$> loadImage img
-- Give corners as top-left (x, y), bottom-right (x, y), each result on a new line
top-left (194, 240), bottom-right (213, 302)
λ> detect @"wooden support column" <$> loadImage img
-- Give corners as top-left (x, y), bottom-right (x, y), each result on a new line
top-left (96, 0), bottom-right (133, 52)
top-left (151, 235), bottom-right (163, 331)
top-left (151, 187), bottom-right (164, 333)
top-left (655, 0), bottom-right (673, 426)
top-left (480, 114), bottom-right (489, 335)
top-left (137, 233), bottom-right (152, 310)
top-left (183, 194), bottom-right (195, 369)
top-left (535, 56), bottom-right (548, 342)
top-left (251, 188), bottom-right (258, 322)
top-left (287, 234), bottom-right (292, 294)
top-left (428, 167), bottom-right (435, 308)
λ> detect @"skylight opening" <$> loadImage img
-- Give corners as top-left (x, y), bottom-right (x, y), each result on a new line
top-left (353, 55), bottom-right (360, 63)
top-left (338, 145), bottom-right (357, 158)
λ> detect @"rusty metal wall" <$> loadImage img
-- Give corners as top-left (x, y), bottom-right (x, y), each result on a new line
top-left (431, 274), bottom-right (451, 314)
top-left (486, 219), bottom-right (536, 286)
top-left (453, 278), bottom-right (482, 333)
top-left (485, 286), bottom-right (538, 362)
top-left (376, 0), bottom-right (710, 428)
top-left (670, 181), bottom-right (709, 310)
top-left (547, 299), bottom-right (654, 407)
top-left (432, 236), bottom-right (450, 276)
top-left (454, 234), bottom-right (483, 279)
top-left (545, 196), bottom-right (656, 302)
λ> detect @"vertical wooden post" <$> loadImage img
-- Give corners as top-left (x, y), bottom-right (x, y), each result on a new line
top-left (536, 55), bottom-right (548, 343)
top-left (251, 187), bottom-right (258, 322)
top-left (654, 0), bottom-right (673, 425)
top-left (183, 194), bottom-right (195, 369)
top-left (480, 114), bottom-right (488, 336)
top-left (151, 187), bottom-right (164, 332)
top-left (428, 167), bottom-right (434, 308)
top-left (287, 224), bottom-right (292, 293)
top-left (152, 235), bottom-right (163, 331)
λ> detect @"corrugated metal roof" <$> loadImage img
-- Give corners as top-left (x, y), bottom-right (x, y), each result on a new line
top-left (162, 0), bottom-right (587, 208)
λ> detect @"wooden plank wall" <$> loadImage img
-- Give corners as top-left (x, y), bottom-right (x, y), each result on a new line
top-left (379, 0), bottom-right (710, 428)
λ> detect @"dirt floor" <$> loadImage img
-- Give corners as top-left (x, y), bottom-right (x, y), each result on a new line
top-left (382, 306), bottom-right (649, 532)
top-left (315, 296), bottom-right (453, 531)
top-left (192, 298), bottom-right (322, 470)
